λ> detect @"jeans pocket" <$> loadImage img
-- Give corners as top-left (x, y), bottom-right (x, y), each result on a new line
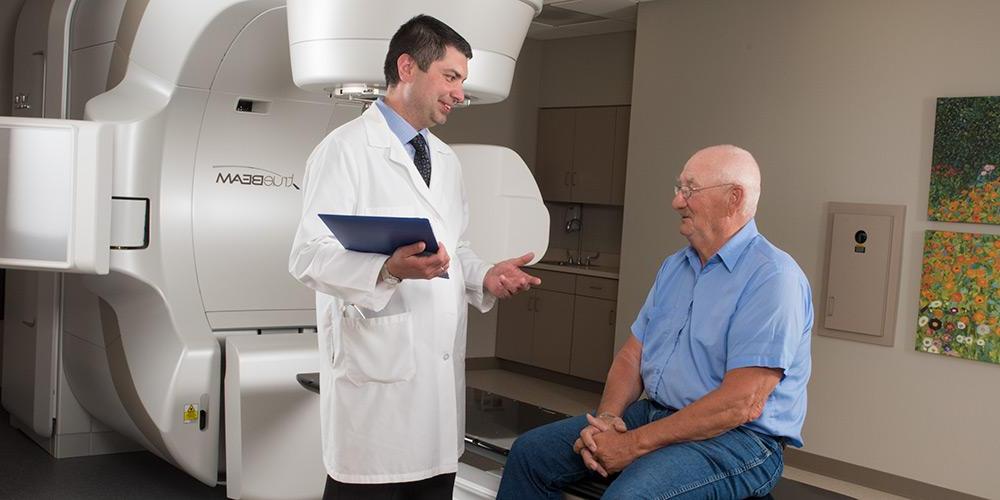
top-left (741, 427), bottom-right (772, 457)
top-left (342, 311), bottom-right (416, 385)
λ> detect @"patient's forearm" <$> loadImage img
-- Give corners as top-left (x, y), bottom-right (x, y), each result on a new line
top-left (631, 367), bottom-right (781, 453)
top-left (597, 336), bottom-right (644, 417)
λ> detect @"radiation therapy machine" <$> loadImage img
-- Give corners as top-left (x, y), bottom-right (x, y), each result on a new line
top-left (0, 1), bottom-right (548, 498)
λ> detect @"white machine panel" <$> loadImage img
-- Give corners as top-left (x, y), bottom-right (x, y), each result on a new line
top-left (190, 7), bottom-right (362, 328)
top-left (225, 333), bottom-right (323, 500)
top-left (0, 118), bottom-right (113, 274)
top-left (452, 144), bottom-right (548, 265)
top-left (820, 202), bottom-right (906, 346)
top-left (286, 0), bottom-right (542, 103)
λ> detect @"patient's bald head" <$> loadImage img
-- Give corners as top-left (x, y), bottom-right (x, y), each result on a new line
top-left (683, 145), bottom-right (761, 219)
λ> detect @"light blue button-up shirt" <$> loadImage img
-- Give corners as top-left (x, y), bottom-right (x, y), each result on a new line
top-left (631, 219), bottom-right (813, 447)
top-left (375, 98), bottom-right (429, 161)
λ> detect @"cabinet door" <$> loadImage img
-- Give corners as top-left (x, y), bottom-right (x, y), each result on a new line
top-left (496, 292), bottom-right (534, 364)
top-left (530, 290), bottom-right (575, 374)
top-left (611, 106), bottom-right (630, 205)
top-left (535, 108), bottom-right (575, 202)
top-left (570, 107), bottom-right (616, 204)
top-left (570, 296), bottom-right (616, 382)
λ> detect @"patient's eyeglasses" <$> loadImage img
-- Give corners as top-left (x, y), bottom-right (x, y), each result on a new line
top-left (673, 183), bottom-right (734, 200)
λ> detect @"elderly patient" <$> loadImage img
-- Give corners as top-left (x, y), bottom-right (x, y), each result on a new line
top-left (497, 145), bottom-right (813, 499)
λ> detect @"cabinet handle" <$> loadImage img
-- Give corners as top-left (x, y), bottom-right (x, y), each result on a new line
top-left (608, 309), bottom-right (615, 326)
top-left (22, 318), bottom-right (36, 328)
top-left (564, 172), bottom-right (571, 186)
top-left (534, 296), bottom-right (541, 312)
top-left (571, 172), bottom-right (578, 186)
top-left (589, 285), bottom-right (603, 291)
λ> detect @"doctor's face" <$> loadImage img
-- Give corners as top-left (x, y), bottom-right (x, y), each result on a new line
top-left (408, 46), bottom-right (468, 129)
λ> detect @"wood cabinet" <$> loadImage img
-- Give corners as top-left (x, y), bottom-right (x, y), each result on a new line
top-left (570, 296), bottom-right (616, 382)
top-left (496, 269), bottom-right (618, 382)
top-left (535, 105), bottom-right (630, 205)
top-left (495, 292), bottom-right (533, 364)
top-left (529, 290), bottom-right (575, 373)
top-left (536, 108), bottom-right (575, 202)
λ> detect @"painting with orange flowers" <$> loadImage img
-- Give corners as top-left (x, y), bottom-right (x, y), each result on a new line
top-left (928, 97), bottom-right (1000, 224)
top-left (916, 230), bottom-right (1000, 364)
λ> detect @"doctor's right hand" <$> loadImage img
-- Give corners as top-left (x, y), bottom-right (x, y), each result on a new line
top-left (385, 241), bottom-right (450, 280)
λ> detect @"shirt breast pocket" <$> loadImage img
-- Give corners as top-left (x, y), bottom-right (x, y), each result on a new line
top-left (646, 310), bottom-right (683, 347)
top-left (341, 311), bottom-right (416, 385)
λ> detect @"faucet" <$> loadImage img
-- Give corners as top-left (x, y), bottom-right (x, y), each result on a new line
top-left (564, 204), bottom-right (582, 233)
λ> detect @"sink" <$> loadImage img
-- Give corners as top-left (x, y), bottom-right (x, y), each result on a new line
top-left (535, 260), bottom-right (599, 269)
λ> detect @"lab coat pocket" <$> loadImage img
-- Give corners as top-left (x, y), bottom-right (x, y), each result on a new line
top-left (342, 312), bottom-right (416, 385)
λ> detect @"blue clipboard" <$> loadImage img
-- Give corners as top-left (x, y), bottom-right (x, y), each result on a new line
top-left (318, 214), bottom-right (447, 278)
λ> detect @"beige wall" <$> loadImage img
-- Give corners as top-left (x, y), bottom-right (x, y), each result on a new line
top-left (620, 0), bottom-right (1000, 497)
top-left (539, 31), bottom-right (634, 108)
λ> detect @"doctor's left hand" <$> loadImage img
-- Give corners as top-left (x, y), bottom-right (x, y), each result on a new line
top-left (484, 253), bottom-right (541, 299)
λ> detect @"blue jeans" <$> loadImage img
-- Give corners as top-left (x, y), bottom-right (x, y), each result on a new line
top-left (496, 399), bottom-right (784, 499)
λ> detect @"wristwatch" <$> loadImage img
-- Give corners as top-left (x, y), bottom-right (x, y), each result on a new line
top-left (380, 261), bottom-right (401, 285)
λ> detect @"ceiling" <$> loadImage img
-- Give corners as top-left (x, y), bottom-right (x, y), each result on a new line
top-left (528, 0), bottom-right (648, 40)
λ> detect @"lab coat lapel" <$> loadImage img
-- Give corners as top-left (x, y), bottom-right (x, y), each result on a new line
top-left (363, 106), bottom-right (445, 222)
top-left (427, 134), bottom-right (452, 217)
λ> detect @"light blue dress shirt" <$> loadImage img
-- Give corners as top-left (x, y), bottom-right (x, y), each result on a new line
top-left (631, 219), bottom-right (813, 447)
top-left (375, 98), bottom-right (430, 161)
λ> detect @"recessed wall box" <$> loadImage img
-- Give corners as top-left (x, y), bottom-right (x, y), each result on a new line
top-left (819, 202), bottom-right (906, 346)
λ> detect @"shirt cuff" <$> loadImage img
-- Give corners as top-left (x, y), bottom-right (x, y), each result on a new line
top-left (464, 261), bottom-right (496, 313)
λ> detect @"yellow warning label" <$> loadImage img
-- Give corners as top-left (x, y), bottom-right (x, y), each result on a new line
top-left (183, 404), bottom-right (199, 424)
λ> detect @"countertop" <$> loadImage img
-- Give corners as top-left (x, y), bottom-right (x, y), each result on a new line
top-left (528, 262), bottom-right (619, 280)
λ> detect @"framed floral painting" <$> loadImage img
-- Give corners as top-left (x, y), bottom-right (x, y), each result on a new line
top-left (916, 230), bottom-right (1000, 364)
top-left (928, 96), bottom-right (1000, 224)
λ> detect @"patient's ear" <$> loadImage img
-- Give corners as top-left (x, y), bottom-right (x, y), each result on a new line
top-left (727, 185), bottom-right (744, 216)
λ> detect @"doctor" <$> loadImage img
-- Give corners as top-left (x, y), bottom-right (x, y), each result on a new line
top-left (289, 14), bottom-right (540, 499)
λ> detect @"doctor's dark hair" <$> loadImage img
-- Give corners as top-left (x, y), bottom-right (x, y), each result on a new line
top-left (384, 15), bottom-right (472, 87)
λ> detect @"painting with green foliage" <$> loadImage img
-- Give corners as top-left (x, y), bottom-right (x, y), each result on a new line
top-left (916, 230), bottom-right (1000, 364)
top-left (928, 97), bottom-right (1000, 224)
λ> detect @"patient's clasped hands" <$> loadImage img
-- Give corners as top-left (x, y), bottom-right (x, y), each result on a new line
top-left (573, 413), bottom-right (641, 477)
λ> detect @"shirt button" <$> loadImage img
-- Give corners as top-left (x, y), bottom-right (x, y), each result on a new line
top-left (442, 353), bottom-right (450, 361)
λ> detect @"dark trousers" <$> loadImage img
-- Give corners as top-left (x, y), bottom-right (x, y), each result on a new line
top-left (322, 473), bottom-right (457, 500)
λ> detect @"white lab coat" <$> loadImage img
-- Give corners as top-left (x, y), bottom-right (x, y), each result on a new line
top-left (288, 105), bottom-right (496, 483)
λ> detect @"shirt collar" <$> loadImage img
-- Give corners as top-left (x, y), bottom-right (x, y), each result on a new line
top-left (716, 219), bottom-right (760, 272)
top-left (375, 98), bottom-right (429, 147)
top-left (684, 219), bottom-right (760, 273)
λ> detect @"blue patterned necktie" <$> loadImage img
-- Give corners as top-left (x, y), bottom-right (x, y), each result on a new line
top-left (409, 134), bottom-right (432, 187)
